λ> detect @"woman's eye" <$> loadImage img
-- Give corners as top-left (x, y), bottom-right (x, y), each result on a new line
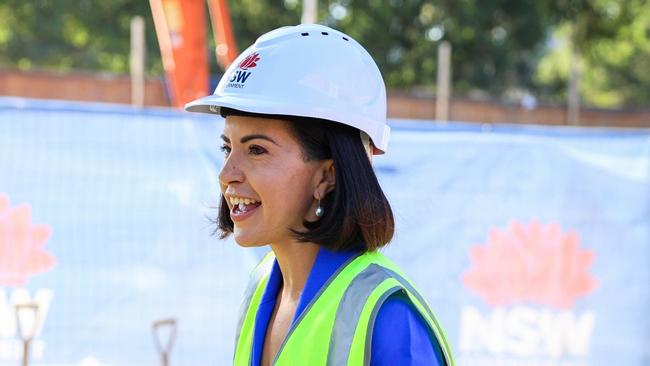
top-left (248, 145), bottom-right (267, 155)
top-left (220, 144), bottom-right (231, 156)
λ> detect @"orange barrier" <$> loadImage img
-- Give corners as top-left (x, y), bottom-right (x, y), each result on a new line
top-left (149, 0), bottom-right (209, 108)
top-left (207, 0), bottom-right (239, 70)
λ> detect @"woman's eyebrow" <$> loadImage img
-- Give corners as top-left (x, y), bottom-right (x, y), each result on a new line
top-left (220, 134), bottom-right (280, 146)
top-left (240, 134), bottom-right (280, 146)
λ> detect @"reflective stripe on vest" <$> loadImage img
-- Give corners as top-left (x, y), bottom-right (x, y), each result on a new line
top-left (233, 251), bottom-right (455, 366)
top-left (233, 252), bottom-right (274, 365)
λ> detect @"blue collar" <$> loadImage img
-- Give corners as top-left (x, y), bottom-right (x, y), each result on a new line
top-left (252, 246), bottom-right (361, 364)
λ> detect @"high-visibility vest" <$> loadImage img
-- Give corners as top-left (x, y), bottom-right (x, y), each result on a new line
top-left (233, 250), bottom-right (455, 366)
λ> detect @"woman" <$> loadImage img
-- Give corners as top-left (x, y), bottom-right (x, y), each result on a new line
top-left (186, 24), bottom-right (454, 366)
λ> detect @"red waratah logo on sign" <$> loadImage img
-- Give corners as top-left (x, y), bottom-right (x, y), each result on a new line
top-left (462, 220), bottom-right (597, 309)
top-left (0, 193), bottom-right (56, 287)
top-left (238, 52), bottom-right (261, 70)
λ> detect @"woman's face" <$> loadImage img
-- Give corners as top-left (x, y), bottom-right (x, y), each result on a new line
top-left (218, 115), bottom-right (327, 247)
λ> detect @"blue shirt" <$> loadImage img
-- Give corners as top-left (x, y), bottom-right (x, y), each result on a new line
top-left (250, 247), bottom-right (444, 365)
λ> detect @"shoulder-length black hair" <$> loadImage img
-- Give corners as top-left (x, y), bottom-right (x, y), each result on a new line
top-left (215, 108), bottom-right (394, 251)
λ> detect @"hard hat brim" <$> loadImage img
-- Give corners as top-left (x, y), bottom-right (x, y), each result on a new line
top-left (185, 94), bottom-right (389, 154)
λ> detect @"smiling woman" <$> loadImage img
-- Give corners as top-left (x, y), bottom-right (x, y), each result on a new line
top-left (216, 109), bottom-right (394, 253)
top-left (185, 24), bottom-right (455, 366)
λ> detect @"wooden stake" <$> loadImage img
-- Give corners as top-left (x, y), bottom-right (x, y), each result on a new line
top-left (302, 0), bottom-right (318, 24)
top-left (130, 16), bottom-right (146, 107)
top-left (436, 41), bottom-right (451, 122)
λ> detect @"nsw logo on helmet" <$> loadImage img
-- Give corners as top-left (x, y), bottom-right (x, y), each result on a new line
top-left (238, 52), bottom-right (260, 70)
top-left (226, 52), bottom-right (261, 89)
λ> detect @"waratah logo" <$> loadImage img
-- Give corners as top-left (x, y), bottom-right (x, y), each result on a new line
top-left (0, 193), bottom-right (56, 287)
top-left (238, 52), bottom-right (260, 70)
top-left (227, 52), bottom-right (261, 88)
top-left (458, 220), bottom-right (598, 364)
top-left (463, 220), bottom-right (597, 308)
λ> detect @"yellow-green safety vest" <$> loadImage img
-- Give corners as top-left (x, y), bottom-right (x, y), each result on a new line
top-left (233, 250), bottom-right (455, 366)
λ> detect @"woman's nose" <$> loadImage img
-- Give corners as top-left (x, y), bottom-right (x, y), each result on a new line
top-left (218, 155), bottom-right (244, 186)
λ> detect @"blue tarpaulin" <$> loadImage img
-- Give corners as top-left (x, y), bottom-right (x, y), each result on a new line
top-left (0, 97), bottom-right (648, 365)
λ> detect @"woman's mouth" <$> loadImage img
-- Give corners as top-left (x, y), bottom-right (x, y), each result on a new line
top-left (228, 196), bottom-right (262, 221)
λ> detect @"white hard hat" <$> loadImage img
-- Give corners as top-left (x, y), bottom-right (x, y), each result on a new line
top-left (185, 24), bottom-right (390, 154)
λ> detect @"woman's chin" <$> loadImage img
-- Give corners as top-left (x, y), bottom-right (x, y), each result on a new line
top-left (235, 241), bottom-right (267, 248)
top-left (233, 232), bottom-right (267, 248)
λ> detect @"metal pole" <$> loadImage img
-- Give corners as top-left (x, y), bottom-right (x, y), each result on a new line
top-left (302, 0), bottom-right (318, 24)
top-left (130, 16), bottom-right (146, 107)
top-left (436, 41), bottom-right (451, 122)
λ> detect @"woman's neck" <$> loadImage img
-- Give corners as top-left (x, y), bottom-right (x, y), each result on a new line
top-left (270, 241), bottom-right (320, 301)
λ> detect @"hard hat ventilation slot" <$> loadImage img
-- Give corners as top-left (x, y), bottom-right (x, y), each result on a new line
top-left (301, 32), bottom-right (309, 36)
top-left (321, 32), bottom-right (329, 35)
top-left (342, 37), bottom-right (349, 41)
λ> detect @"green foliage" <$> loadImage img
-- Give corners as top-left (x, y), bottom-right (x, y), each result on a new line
top-left (535, 0), bottom-right (650, 108)
top-left (433, 0), bottom-right (550, 95)
top-left (229, 0), bottom-right (301, 53)
top-left (231, 0), bottom-right (553, 97)
top-left (0, 0), bottom-right (647, 108)
top-left (0, 0), bottom-right (163, 75)
top-left (323, 1), bottom-right (436, 90)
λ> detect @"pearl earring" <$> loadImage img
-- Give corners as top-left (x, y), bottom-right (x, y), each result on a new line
top-left (315, 195), bottom-right (324, 217)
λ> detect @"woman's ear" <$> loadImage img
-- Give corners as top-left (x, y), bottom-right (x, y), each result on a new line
top-left (314, 159), bottom-right (336, 198)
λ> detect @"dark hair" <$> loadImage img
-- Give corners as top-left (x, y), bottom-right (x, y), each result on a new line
top-left (215, 108), bottom-right (394, 251)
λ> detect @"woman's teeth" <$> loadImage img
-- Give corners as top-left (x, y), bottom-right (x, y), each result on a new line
top-left (228, 197), bottom-right (259, 205)
top-left (229, 196), bottom-right (261, 213)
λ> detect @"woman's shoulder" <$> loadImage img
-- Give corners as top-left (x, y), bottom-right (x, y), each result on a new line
top-left (371, 291), bottom-right (445, 366)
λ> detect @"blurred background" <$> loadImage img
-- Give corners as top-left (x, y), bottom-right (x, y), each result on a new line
top-left (1, 0), bottom-right (649, 124)
top-left (0, 1), bottom-right (649, 365)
